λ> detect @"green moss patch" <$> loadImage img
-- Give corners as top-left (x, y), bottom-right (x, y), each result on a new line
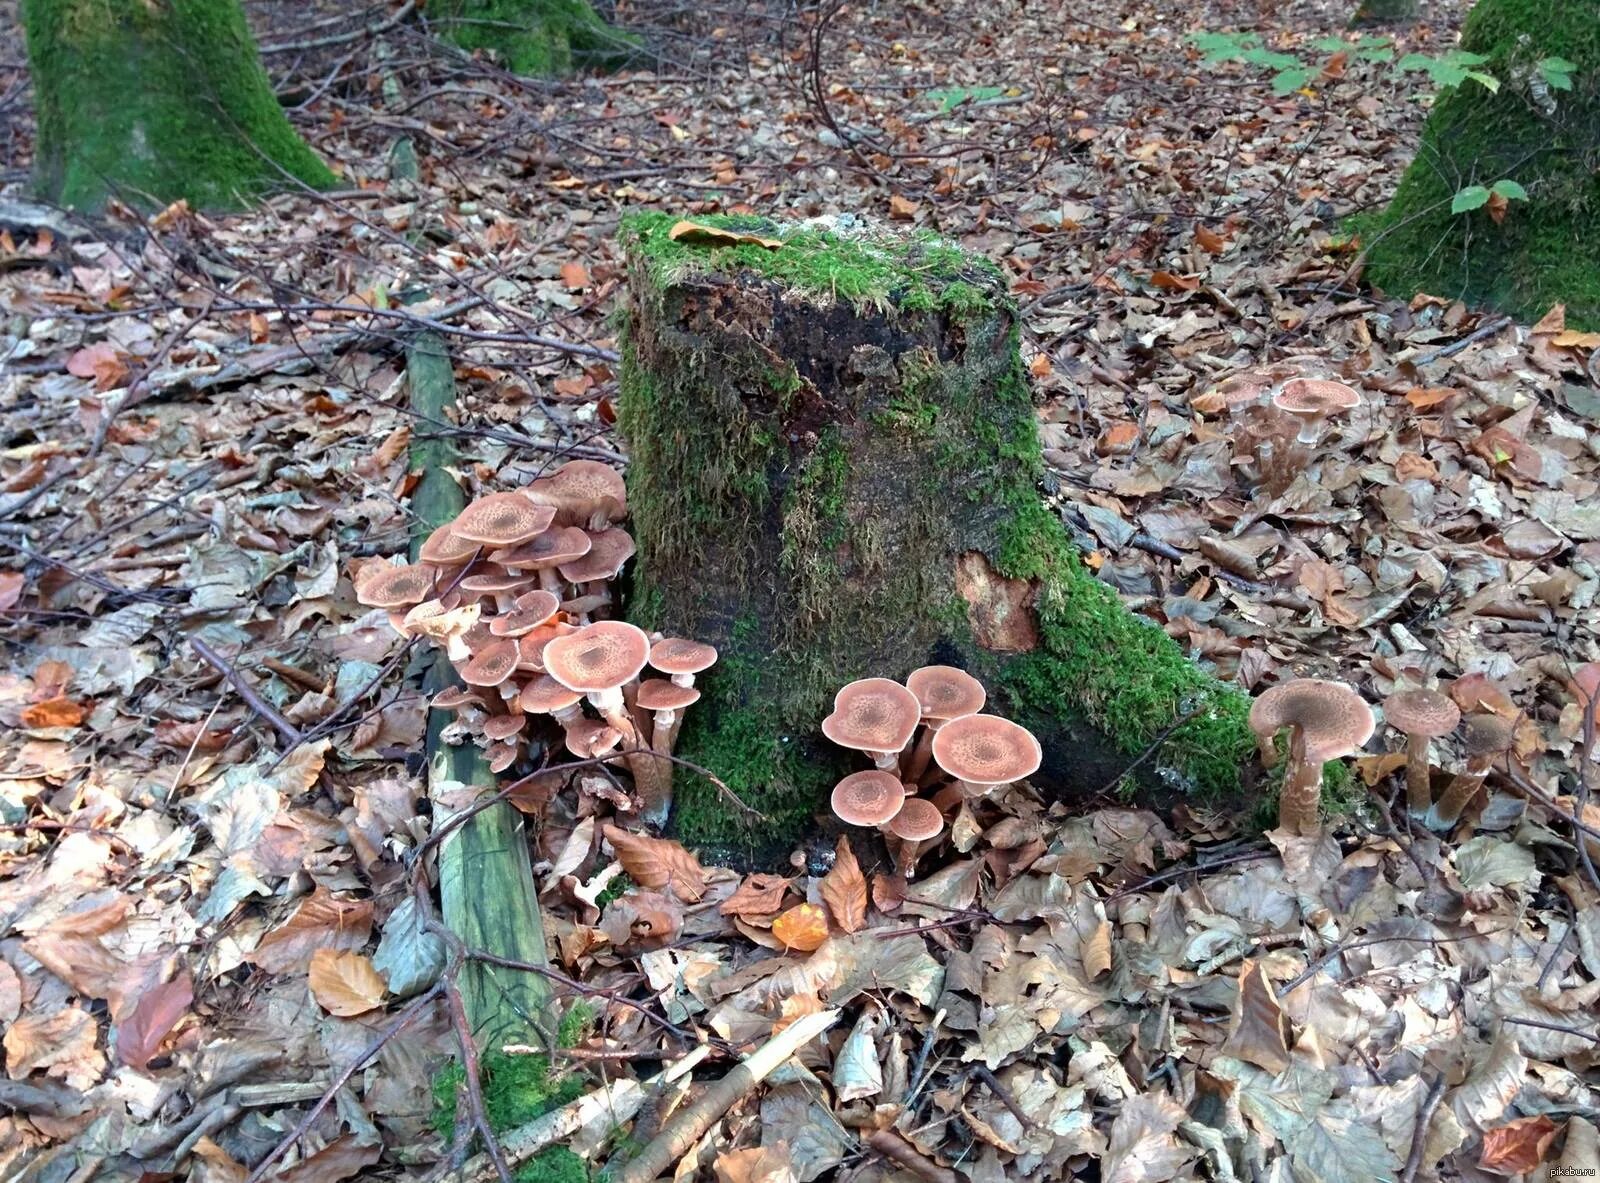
top-left (23, 0), bottom-right (335, 210)
top-left (1363, 0), bottom-right (1600, 326)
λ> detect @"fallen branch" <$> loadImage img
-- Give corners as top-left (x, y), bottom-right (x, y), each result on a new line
top-left (611, 1009), bottom-right (842, 1183)
top-left (864, 1130), bottom-right (959, 1183)
top-left (190, 637), bottom-right (304, 747)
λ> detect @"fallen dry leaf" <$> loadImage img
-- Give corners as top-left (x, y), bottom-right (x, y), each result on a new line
top-left (720, 873), bottom-right (793, 920)
top-left (771, 903), bottom-right (830, 953)
top-left (249, 886), bottom-right (374, 975)
top-left (115, 971), bottom-right (194, 1069)
top-left (819, 836), bottom-right (868, 934)
top-left (4, 1006), bottom-right (106, 1089)
top-left (666, 220), bottom-right (783, 250)
top-left (1478, 1114), bottom-right (1558, 1174)
top-left (603, 825), bottom-right (706, 902)
top-left (19, 696), bottom-right (87, 728)
top-left (308, 949), bottom-right (387, 1017)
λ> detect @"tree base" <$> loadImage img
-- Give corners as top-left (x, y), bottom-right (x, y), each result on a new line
top-left (1350, 0), bottom-right (1418, 26)
top-left (619, 215), bottom-right (1264, 864)
top-left (433, 0), bottom-right (642, 76)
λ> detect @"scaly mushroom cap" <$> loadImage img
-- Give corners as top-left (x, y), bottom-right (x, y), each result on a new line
top-left (488, 742), bottom-right (520, 774)
top-left (483, 714), bottom-right (526, 742)
top-left (649, 638), bottom-right (718, 678)
top-left (357, 562), bottom-right (436, 608)
top-left (489, 590), bottom-right (562, 637)
top-left (453, 493), bottom-right (556, 546)
top-left (906, 665), bottom-right (987, 721)
top-left (1250, 679), bottom-right (1375, 762)
top-left (432, 686), bottom-right (483, 711)
top-left (491, 526), bottom-right (592, 570)
top-left (418, 523), bottom-right (482, 566)
top-left (1383, 688), bottom-right (1461, 740)
top-left (636, 680), bottom-right (701, 711)
top-left (886, 797), bottom-right (943, 841)
top-left (931, 714), bottom-right (1043, 785)
top-left (459, 570), bottom-right (537, 597)
top-left (519, 674), bottom-right (583, 714)
top-left (527, 460), bottom-right (627, 527)
top-left (461, 638), bottom-right (520, 687)
top-left (1272, 378), bottom-right (1361, 421)
top-left (515, 623), bottom-right (573, 672)
top-left (566, 718), bottom-right (622, 758)
top-left (831, 770), bottom-right (906, 827)
top-left (558, 528), bottom-right (636, 584)
top-left (543, 620), bottom-right (651, 693)
top-left (1461, 713), bottom-right (1516, 758)
top-left (822, 678), bottom-right (923, 755)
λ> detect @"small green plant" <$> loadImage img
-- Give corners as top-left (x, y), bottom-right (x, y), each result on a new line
top-left (1451, 178), bottom-right (1528, 213)
top-left (925, 85), bottom-right (1007, 113)
top-left (1537, 56), bottom-right (1576, 91)
top-left (1397, 49), bottom-right (1498, 92)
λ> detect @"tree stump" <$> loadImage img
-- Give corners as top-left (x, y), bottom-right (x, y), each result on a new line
top-left (618, 215), bottom-right (1257, 861)
top-left (22, 0), bottom-right (334, 210)
top-left (431, 0), bottom-right (640, 76)
top-left (1364, 0), bottom-right (1600, 325)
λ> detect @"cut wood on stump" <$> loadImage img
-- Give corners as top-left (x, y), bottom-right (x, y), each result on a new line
top-left (618, 214), bottom-right (1260, 860)
top-left (408, 331), bottom-right (552, 1051)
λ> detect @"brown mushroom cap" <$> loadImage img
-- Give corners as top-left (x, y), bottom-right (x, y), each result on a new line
top-left (492, 527), bottom-right (593, 570)
top-left (461, 638), bottom-right (520, 687)
top-left (527, 460), bottom-right (627, 527)
top-left (1383, 688), bottom-right (1461, 740)
top-left (906, 665), bottom-right (987, 721)
top-left (636, 680), bottom-right (701, 711)
top-left (519, 674), bottom-right (583, 714)
top-left (831, 770), bottom-right (906, 827)
top-left (1250, 679), bottom-right (1375, 762)
top-left (1272, 378), bottom-right (1361, 422)
top-left (886, 797), bottom-right (943, 841)
top-left (483, 714), bottom-right (527, 742)
top-left (565, 718), bottom-right (622, 758)
top-left (649, 638), bottom-right (719, 678)
top-left (459, 570), bottom-right (538, 597)
top-left (432, 686), bottom-right (483, 711)
top-left (418, 523), bottom-right (482, 566)
top-left (357, 562), bottom-right (436, 608)
top-left (543, 620), bottom-right (651, 693)
top-left (822, 678), bottom-right (923, 755)
top-left (1461, 713), bottom-right (1515, 758)
top-left (488, 742), bottom-right (520, 774)
top-left (453, 493), bottom-right (557, 546)
top-left (489, 589), bottom-right (562, 637)
top-left (931, 714), bottom-right (1043, 785)
top-left (515, 623), bottom-right (573, 672)
top-left (558, 528), bottom-right (636, 584)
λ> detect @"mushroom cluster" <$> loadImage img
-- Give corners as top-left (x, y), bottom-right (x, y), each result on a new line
top-left (354, 460), bottom-right (716, 824)
top-left (1204, 366), bottom-right (1364, 494)
top-left (823, 668), bottom-right (1041, 877)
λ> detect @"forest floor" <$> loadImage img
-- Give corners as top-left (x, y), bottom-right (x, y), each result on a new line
top-left (2, 0), bottom-right (1599, 1180)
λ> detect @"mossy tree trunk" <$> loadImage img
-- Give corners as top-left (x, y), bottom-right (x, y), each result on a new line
top-left (430, 0), bottom-right (640, 76)
top-left (618, 215), bottom-right (1257, 862)
top-left (1351, 0), bottom-right (1418, 25)
top-left (21, 0), bottom-right (334, 211)
top-left (1364, 0), bottom-right (1600, 325)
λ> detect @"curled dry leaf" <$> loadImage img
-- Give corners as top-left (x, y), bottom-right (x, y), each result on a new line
top-left (820, 836), bottom-right (868, 934)
top-left (115, 970), bottom-right (194, 1069)
top-left (249, 886), bottom-right (374, 976)
top-left (600, 890), bottom-right (683, 951)
top-left (771, 903), bottom-right (830, 953)
top-left (308, 949), bottom-right (388, 1017)
top-left (602, 824), bottom-right (706, 902)
top-left (1478, 1114), bottom-right (1558, 1174)
top-left (1219, 959), bottom-right (1291, 1075)
top-left (720, 873), bottom-right (793, 920)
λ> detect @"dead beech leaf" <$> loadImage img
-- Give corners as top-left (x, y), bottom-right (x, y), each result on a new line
top-left (1479, 1115), bottom-right (1558, 1174)
top-left (274, 1135), bottom-right (381, 1183)
top-left (308, 949), bottom-right (387, 1017)
top-left (1220, 958), bottom-right (1291, 1075)
top-left (713, 1143), bottom-right (797, 1183)
top-left (560, 260), bottom-right (590, 290)
top-left (771, 903), bottom-right (830, 953)
top-left (1149, 270), bottom-right (1201, 292)
top-left (1404, 386), bottom-right (1459, 410)
top-left (3, 1005), bottom-right (106, 1089)
top-left (116, 971), bottom-right (194, 1069)
top-left (602, 825), bottom-right (706, 902)
top-left (719, 873), bottom-right (793, 920)
top-left (1552, 330), bottom-right (1600, 349)
top-left (820, 836), bottom-right (868, 934)
top-left (888, 194), bottom-right (919, 220)
top-left (772, 992), bottom-right (827, 1034)
top-left (0, 572), bottom-right (24, 611)
top-left (599, 889), bottom-right (683, 951)
top-left (0, 961), bottom-right (21, 1024)
top-left (665, 220), bottom-right (784, 251)
top-left (1081, 917), bottom-right (1113, 979)
top-left (20, 696), bottom-right (87, 728)
top-left (1195, 225), bottom-right (1226, 253)
top-left (66, 341), bottom-right (129, 390)
top-left (249, 886), bottom-right (374, 975)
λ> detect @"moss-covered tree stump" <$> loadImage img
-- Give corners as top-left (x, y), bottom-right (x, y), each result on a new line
top-left (431, 0), bottom-right (640, 76)
top-left (22, 0), bottom-right (334, 211)
top-left (1363, 0), bottom-right (1600, 325)
top-left (618, 214), bottom-right (1258, 860)
top-left (1351, 0), bottom-right (1418, 26)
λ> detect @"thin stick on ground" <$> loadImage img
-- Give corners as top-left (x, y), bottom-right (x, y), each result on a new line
top-left (190, 637), bottom-right (304, 746)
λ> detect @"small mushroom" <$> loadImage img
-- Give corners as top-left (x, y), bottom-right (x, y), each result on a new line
top-left (527, 460), bottom-right (627, 530)
top-left (565, 718), bottom-right (623, 760)
top-left (822, 678), bottom-right (923, 771)
top-left (460, 638), bottom-right (520, 688)
top-left (649, 638), bottom-right (718, 689)
top-left (636, 679), bottom-right (701, 753)
top-left (452, 492), bottom-right (556, 547)
top-left (356, 562), bottom-right (437, 610)
top-left (1425, 713), bottom-right (1515, 833)
top-left (557, 528), bottom-right (635, 619)
top-left (401, 599), bottom-right (481, 662)
top-left (930, 714), bottom-right (1042, 799)
top-left (458, 569), bottom-right (538, 613)
top-left (1250, 679), bottom-right (1375, 835)
top-left (1382, 688), bottom-right (1461, 819)
top-left (830, 770), bottom-right (906, 829)
top-left (1271, 378), bottom-right (1362, 446)
top-left (884, 797), bottom-right (944, 879)
top-left (483, 714), bottom-right (526, 742)
top-left (903, 665), bottom-right (987, 781)
top-left (492, 526), bottom-right (592, 596)
top-left (489, 589), bottom-right (561, 637)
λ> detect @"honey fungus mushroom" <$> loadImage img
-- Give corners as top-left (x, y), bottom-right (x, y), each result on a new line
top-left (1250, 679), bottom-right (1375, 836)
top-left (527, 459), bottom-right (627, 530)
top-left (452, 492), bottom-right (555, 547)
top-left (885, 797), bottom-right (944, 879)
top-left (822, 678), bottom-right (922, 771)
top-left (1271, 378), bottom-right (1362, 445)
top-left (1425, 713), bottom-right (1516, 833)
top-left (902, 665), bottom-right (987, 781)
top-left (636, 679), bottom-right (701, 754)
top-left (931, 713), bottom-right (1042, 799)
top-left (649, 638), bottom-right (718, 688)
top-left (356, 562), bottom-right (437, 610)
top-left (830, 770), bottom-right (906, 829)
top-left (1382, 688), bottom-right (1461, 819)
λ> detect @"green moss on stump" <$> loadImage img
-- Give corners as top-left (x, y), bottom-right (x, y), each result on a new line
top-left (1363, 0), bottom-right (1600, 326)
top-left (432, 0), bottom-right (640, 76)
top-left (22, 0), bottom-right (335, 211)
top-left (620, 213), bottom-right (1285, 858)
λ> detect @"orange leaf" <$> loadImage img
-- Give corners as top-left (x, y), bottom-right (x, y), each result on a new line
top-left (308, 949), bottom-right (387, 1017)
top-left (1320, 51), bottom-right (1348, 80)
top-left (66, 342), bottom-right (129, 391)
top-left (249, 886), bottom-right (373, 975)
top-left (21, 696), bottom-right (87, 729)
top-left (1478, 1115), bottom-right (1558, 1174)
top-left (1028, 354), bottom-right (1052, 378)
top-left (719, 873), bottom-right (793, 920)
top-left (603, 825), bottom-right (707, 902)
top-left (771, 903), bottom-right (830, 952)
top-left (1096, 420), bottom-right (1140, 456)
top-left (888, 194), bottom-right (920, 220)
top-left (819, 836), bottom-right (868, 934)
top-left (1403, 386), bottom-right (1459, 410)
top-left (1552, 330), bottom-right (1600, 349)
top-left (560, 261), bottom-right (590, 290)
top-left (1486, 189), bottom-right (1509, 225)
top-left (1150, 270), bottom-right (1201, 292)
top-left (1531, 304), bottom-right (1566, 335)
top-left (1195, 225), bottom-right (1226, 254)
top-left (666, 220), bottom-right (784, 251)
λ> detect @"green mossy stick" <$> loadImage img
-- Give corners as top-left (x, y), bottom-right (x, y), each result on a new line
top-left (21, 0), bottom-right (334, 210)
top-left (408, 332), bottom-right (551, 1051)
top-left (617, 214), bottom-right (1293, 862)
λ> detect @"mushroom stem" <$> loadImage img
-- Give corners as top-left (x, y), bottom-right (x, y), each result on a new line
top-left (1403, 735), bottom-right (1433, 818)
top-left (650, 708), bottom-right (677, 754)
top-left (1276, 727), bottom-right (1325, 836)
top-left (902, 724), bottom-right (937, 782)
top-left (590, 685), bottom-right (672, 826)
top-left (1253, 727), bottom-right (1280, 770)
top-left (893, 837), bottom-right (924, 880)
top-left (869, 750), bottom-right (901, 772)
top-left (1424, 758), bottom-right (1490, 833)
top-left (1293, 416), bottom-right (1325, 446)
